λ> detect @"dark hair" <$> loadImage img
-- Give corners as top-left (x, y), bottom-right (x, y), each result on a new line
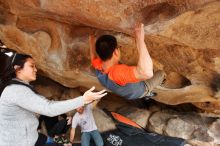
top-left (0, 44), bottom-right (32, 95)
top-left (95, 35), bottom-right (117, 61)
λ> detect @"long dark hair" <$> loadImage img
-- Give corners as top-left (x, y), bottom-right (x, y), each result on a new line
top-left (0, 41), bottom-right (32, 95)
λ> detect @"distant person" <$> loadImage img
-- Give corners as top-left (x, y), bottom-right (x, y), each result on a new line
top-left (70, 103), bottom-right (103, 146)
top-left (38, 114), bottom-right (72, 144)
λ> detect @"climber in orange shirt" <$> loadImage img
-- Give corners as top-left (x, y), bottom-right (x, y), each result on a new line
top-left (89, 23), bottom-right (166, 101)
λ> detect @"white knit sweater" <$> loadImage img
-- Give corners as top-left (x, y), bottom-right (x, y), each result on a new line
top-left (0, 82), bottom-right (84, 146)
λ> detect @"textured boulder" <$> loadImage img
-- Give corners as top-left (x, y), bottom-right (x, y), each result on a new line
top-left (0, 0), bottom-right (220, 114)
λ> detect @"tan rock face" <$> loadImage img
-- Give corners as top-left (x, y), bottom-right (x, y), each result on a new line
top-left (0, 0), bottom-right (220, 113)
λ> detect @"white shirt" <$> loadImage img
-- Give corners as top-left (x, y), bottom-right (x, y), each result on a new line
top-left (71, 104), bottom-right (97, 132)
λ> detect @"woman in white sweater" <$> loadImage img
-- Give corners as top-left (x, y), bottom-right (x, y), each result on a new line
top-left (0, 49), bottom-right (107, 146)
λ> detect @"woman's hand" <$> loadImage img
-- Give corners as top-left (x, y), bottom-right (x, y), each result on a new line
top-left (83, 86), bottom-right (107, 104)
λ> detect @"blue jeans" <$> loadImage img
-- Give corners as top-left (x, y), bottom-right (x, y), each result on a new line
top-left (81, 130), bottom-right (104, 146)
